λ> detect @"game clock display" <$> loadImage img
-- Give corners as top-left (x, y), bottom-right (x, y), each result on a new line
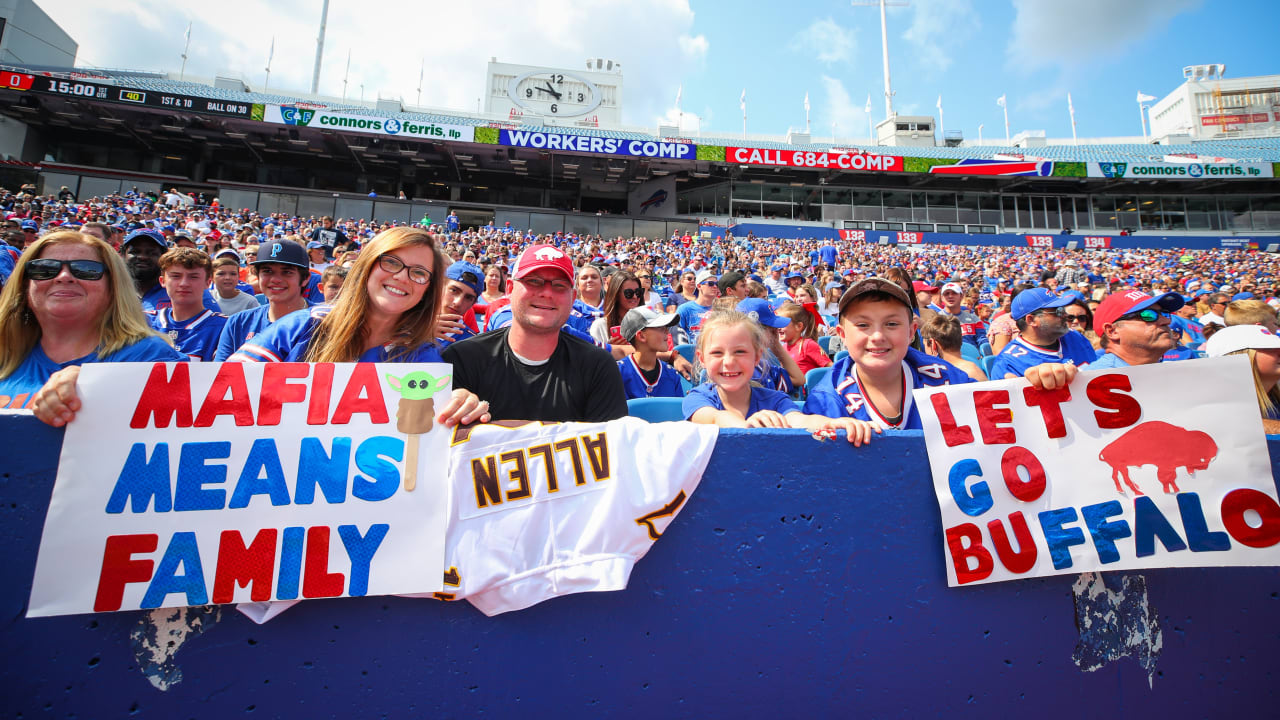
top-left (507, 70), bottom-right (601, 118)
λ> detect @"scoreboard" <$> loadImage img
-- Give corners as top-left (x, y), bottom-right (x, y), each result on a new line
top-left (3, 71), bottom-right (259, 119)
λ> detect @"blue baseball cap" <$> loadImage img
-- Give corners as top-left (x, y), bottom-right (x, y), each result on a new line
top-left (122, 228), bottom-right (168, 249)
top-left (737, 298), bottom-right (790, 328)
top-left (446, 261), bottom-right (484, 296)
top-left (20, 219), bottom-right (37, 231)
top-left (1011, 287), bottom-right (1074, 320)
top-left (1231, 292), bottom-right (1255, 302)
top-left (306, 241), bottom-right (325, 250)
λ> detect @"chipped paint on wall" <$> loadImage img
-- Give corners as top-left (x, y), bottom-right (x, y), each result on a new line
top-left (130, 605), bottom-right (223, 691)
top-left (1071, 572), bottom-right (1163, 686)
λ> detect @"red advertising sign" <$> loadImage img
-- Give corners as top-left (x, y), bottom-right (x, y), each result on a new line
top-left (725, 146), bottom-right (903, 172)
top-left (1201, 113), bottom-right (1268, 127)
top-left (896, 231), bottom-right (923, 244)
top-left (1025, 235), bottom-right (1054, 248)
top-left (2, 72), bottom-right (33, 91)
top-left (1081, 236), bottom-right (1112, 249)
top-left (838, 229), bottom-right (866, 242)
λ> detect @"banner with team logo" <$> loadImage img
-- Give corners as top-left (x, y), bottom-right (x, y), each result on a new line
top-left (262, 105), bottom-right (469, 141)
top-left (915, 359), bottom-right (1280, 588)
top-left (1089, 161), bottom-right (1273, 180)
top-left (28, 362), bottom-right (452, 617)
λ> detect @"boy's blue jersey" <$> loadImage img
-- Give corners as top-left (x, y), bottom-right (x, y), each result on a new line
top-left (682, 383), bottom-right (799, 420)
top-left (215, 303), bottom-right (315, 361)
top-left (484, 305), bottom-right (610, 351)
top-left (148, 308), bottom-right (228, 362)
top-left (988, 331), bottom-right (1095, 380)
top-left (140, 284), bottom-right (220, 313)
top-left (0, 336), bottom-right (186, 409)
top-left (804, 347), bottom-right (973, 429)
top-left (617, 355), bottom-right (684, 400)
top-left (676, 301), bottom-right (712, 342)
top-left (1170, 315), bottom-right (1206, 345)
top-left (228, 306), bottom-right (445, 363)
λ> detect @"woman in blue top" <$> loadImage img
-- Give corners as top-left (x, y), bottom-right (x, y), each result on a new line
top-left (229, 226), bottom-right (490, 424)
top-left (1, 230), bottom-right (185, 421)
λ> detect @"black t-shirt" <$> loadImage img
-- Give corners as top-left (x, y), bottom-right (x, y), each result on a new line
top-left (442, 328), bottom-right (628, 423)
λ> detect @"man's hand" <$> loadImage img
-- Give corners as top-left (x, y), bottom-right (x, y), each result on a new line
top-left (434, 389), bottom-right (492, 427)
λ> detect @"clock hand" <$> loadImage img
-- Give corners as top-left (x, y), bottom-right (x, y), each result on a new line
top-left (543, 82), bottom-right (563, 100)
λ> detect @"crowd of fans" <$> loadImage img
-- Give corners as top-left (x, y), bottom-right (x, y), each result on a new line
top-left (1, 184), bottom-right (1278, 439)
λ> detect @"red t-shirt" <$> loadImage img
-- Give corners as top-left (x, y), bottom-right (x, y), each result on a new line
top-left (785, 338), bottom-right (831, 375)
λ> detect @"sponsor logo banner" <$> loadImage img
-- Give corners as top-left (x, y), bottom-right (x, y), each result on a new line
top-left (725, 146), bottom-right (902, 171)
top-left (264, 106), bottom-right (468, 141)
top-left (499, 130), bottom-right (696, 159)
top-left (1091, 161), bottom-right (1273, 180)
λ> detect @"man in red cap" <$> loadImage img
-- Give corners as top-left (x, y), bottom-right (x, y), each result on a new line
top-left (1089, 289), bottom-right (1185, 368)
top-left (442, 244), bottom-right (628, 422)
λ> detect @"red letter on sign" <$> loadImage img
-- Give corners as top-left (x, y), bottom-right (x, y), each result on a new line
top-left (212, 529), bottom-right (278, 603)
top-left (974, 390), bottom-right (1016, 445)
top-left (195, 363), bottom-right (255, 427)
top-left (930, 393), bottom-right (974, 447)
top-left (1001, 446), bottom-right (1047, 502)
top-left (1022, 385), bottom-right (1072, 439)
top-left (94, 534), bottom-right (158, 612)
top-left (1221, 489), bottom-right (1280, 548)
top-left (1087, 374), bottom-right (1141, 429)
top-left (988, 511), bottom-right (1038, 574)
top-left (130, 363), bottom-right (192, 429)
top-left (945, 523), bottom-right (993, 584)
top-left (302, 526), bottom-right (346, 598)
top-left (258, 364), bottom-right (310, 426)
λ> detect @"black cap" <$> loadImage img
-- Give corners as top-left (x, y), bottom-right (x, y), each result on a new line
top-left (252, 239), bottom-right (309, 270)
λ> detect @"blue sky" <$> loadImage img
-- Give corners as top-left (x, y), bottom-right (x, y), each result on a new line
top-left (45, 0), bottom-right (1280, 142)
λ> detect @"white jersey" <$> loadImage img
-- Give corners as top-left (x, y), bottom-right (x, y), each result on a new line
top-left (238, 417), bottom-right (718, 622)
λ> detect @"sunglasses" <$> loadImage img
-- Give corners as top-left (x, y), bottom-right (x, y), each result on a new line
top-left (377, 254), bottom-right (432, 285)
top-left (621, 288), bottom-right (642, 300)
top-left (1064, 313), bottom-right (1089, 323)
top-left (1117, 308), bottom-right (1165, 323)
top-left (26, 258), bottom-right (106, 281)
top-left (637, 274), bottom-right (651, 279)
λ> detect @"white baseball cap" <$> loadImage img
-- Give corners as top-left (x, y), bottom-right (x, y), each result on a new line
top-left (941, 282), bottom-right (964, 295)
top-left (1205, 324), bottom-right (1280, 358)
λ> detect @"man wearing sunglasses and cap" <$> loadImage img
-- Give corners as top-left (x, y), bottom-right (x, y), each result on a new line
top-left (989, 287), bottom-right (1096, 379)
top-left (1089, 289), bottom-right (1185, 369)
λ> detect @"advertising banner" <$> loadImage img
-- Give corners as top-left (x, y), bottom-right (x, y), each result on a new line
top-left (725, 146), bottom-right (903, 171)
top-left (498, 130), bottom-right (696, 159)
top-left (264, 105), bottom-right (470, 141)
top-left (916, 359), bottom-right (1280, 587)
top-left (28, 362), bottom-right (451, 617)
top-left (1089, 161), bottom-right (1273, 180)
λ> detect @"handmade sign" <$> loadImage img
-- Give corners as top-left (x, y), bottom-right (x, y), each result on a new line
top-left (28, 362), bottom-right (452, 617)
top-left (916, 357), bottom-right (1280, 587)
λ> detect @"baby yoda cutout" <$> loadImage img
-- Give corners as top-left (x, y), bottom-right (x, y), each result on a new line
top-left (385, 371), bottom-right (451, 492)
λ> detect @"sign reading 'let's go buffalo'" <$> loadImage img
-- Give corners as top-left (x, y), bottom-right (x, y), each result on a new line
top-left (916, 358), bottom-right (1280, 587)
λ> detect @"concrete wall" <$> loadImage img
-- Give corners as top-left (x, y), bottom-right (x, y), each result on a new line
top-left (1, 412), bottom-right (1276, 716)
top-left (0, 0), bottom-right (77, 66)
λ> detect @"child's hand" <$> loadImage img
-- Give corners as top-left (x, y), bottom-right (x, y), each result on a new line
top-left (813, 417), bottom-right (881, 446)
top-left (744, 409), bottom-right (790, 429)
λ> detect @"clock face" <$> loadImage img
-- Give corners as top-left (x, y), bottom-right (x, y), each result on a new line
top-left (507, 70), bottom-right (602, 118)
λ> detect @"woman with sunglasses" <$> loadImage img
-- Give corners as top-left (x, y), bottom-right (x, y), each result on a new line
top-left (227, 227), bottom-right (490, 422)
top-left (1063, 299), bottom-right (1100, 349)
top-left (1, 230), bottom-right (184, 419)
top-left (590, 271), bottom-right (645, 346)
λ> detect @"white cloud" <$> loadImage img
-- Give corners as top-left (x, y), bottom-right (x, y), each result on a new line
top-left (791, 18), bottom-right (854, 65)
top-left (43, 0), bottom-right (706, 125)
top-left (1007, 0), bottom-right (1199, 72)
top-left (818, 76), bottom-right (873, 142)
top-left (901, 0), bottom-right (978, 72)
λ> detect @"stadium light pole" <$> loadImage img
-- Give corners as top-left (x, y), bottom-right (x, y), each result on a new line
top-left (852, 0), bottom-right (908, 120)
top-left (311, 0), bottom-right (330, 95)
top-left (264, 37), bottom-right (275, 92)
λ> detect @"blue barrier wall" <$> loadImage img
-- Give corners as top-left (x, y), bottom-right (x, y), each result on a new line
top-left (2, 412), bottom-right (1277, 716)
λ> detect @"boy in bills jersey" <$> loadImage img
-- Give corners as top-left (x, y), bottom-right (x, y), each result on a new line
top-left (616, 308), bottom-right (684, 400)
top-left (805, 277), bottom-right (974, 430)
top-left (148, 247), bottom-right (227, 361)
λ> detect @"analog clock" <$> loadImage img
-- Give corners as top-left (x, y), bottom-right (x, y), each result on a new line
top-left (507, 70), bottom-right (602, 118)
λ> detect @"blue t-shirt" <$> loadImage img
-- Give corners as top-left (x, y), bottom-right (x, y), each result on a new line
top-left (568, 299), bottom-right (601, 335)
top-left (617, 355), bottom-right (684, 400)
top-left (988, 331), bottom-right (1096, 380)
top-left (1162, 346), bottom-right (1198, 362)
top-left (229, 306), bottom-right (445, 363)
top-left (139, 283), bottom-right (220, 313)
top-left (1089, 353), bottom-right (1135, 369)
top-left (803, 347), bottom-right (973, 429)
top-left (148, 308), bottom-right (228, 362)
top-left (0, 336), bottom-right (186, 409)
top-left (676, 301), bottom-right (713, 342)
top-left (682, 382), bottom-right (799, 420)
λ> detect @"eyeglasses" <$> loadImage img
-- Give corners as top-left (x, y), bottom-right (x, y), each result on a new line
top-left (1117, 308), bottom-right (1165, 323)
top-left (637, 274), bottom-right (651, 279)
top-left (516, 276), bottom-right (573, 293)
top-left (621, 288), bottom-right (642, 300)
top-left (26, 258), bottom-right (106, 281)
top-left (377, 254), bottom-right (432, 285)
top-left (1034, 307), bottom-right (1066, 318)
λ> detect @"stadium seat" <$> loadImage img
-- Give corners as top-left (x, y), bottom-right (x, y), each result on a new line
top-left (804, 367), bottom-right (832, 398)
top-left (961, 343), bottom-right (981, 363)
top-left (980, 341), bottom-right (992, 357)
top-left (675, 344), bottom-right (695, 365)
top-left (627, 397), bottom-right (685, 423)
top-left (980, 355), bottom-right (996, 377)
top-left (817, 335), bottom-right (835, 356)
top-left (833, 350), bottom-right (849, 364)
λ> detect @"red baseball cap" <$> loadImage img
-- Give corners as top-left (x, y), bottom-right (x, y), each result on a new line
top-left (912, 280), bottom-right (939, 293)
top-left (511, 244), bottom-right (573, 281)
top-left (1093, 289), bottom-right (1185, 334)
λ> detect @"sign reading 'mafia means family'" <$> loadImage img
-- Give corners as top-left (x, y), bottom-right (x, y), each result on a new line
top-left (28, 362), bottom-right (452, 617)
top-left (915, 357), bottom-right (1280, 587)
